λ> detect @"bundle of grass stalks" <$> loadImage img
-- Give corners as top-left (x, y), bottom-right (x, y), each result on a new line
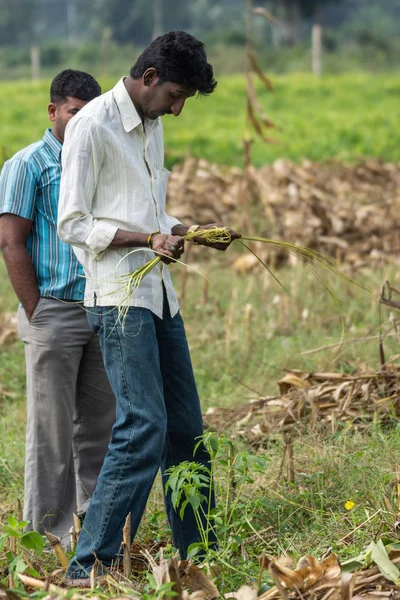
top-left (113, 227), bottom-right (366, 329)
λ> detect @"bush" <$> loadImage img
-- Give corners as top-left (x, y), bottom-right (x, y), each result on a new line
top-left (40, 40), bottom-right (69, 67)
top-left (1, 46), bottom-right (30, 68)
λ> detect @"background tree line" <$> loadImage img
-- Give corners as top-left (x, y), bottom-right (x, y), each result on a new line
top-left (0, 0), bottom-right (399, 78)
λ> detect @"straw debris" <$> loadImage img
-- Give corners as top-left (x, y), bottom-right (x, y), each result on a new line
top-left (17, 547), bottom-right (400, 600)
top-left (203, 366), bottom-right (400, 443)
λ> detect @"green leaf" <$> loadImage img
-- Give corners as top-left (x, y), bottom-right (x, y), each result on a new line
top-left (232, 534), bottom-right (244, 544)
top-left (0, 534), bottom-right (7, 552)
top-left (384, 541), bottom-right (400, 553)
top-left (193, 439), bottom-right (203, 456)
top-left (208, 435), bottom-right (219, 454)
top-left (147, 573), bottom-right (158, 590)
top-left (187, 543), bottom-right (201, 559)
top-left (21, 531), bottom-right (44, 555)
top-left (258, 583), bottom-right (271, 595)
top-left (188, 493), bottom-right (201, 512)
top-left (7, 515), bottom-right (18, 529)
top-left (168, 475), bottom-right (178, 492)
top-left (197, 474), bottom-right (210, 484)
top-left (179, 499), bottom-right (189, 520)
top-left (8, 554), bottom-right (27, 577)
top-left (171, 489), bottom-right (180, 509)
top-left (2, 525), bottom-right (21, 537)
top-left (370, 539), bottom-right (400, 585)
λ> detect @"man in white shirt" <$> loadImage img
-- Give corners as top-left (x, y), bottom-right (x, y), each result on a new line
top-left (58, 31), bottom-right (240, 581)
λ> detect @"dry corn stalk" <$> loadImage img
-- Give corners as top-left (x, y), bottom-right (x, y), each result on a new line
top-left (45, 531), bottom-right (69, 568)
top-left (243, 1), bottom-right (278, 167)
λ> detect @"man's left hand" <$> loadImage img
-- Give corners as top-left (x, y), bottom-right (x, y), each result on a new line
top-left (193, 223), bottom-right (241, 251)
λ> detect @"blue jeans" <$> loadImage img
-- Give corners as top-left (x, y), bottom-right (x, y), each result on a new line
top-left (67, 299), bottom-right (215, 578)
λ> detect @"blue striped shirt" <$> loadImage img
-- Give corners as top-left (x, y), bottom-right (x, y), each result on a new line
top-left (0, 129), bottom-right (85, 300)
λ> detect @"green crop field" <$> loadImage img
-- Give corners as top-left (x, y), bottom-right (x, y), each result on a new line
top-left (1, 72), bottom-right (400, 168)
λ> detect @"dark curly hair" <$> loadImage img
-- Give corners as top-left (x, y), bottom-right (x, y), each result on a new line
top-left (50, 69), bottom-right (101, 104)
top-left (130, 31), bottom-right (217, 95)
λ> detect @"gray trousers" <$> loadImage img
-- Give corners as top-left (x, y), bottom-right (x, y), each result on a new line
top-left (18, 298), bottom-right (116, 546)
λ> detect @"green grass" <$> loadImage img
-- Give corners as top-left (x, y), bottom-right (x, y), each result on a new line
top-left (1, 249), bottom-right (400, 591)
top-left (1, 72), bottom-right (400, 168)
top-left (1, 69), bottom-right (400, 589)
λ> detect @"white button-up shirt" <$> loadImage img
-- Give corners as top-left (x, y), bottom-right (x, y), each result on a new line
top-left (58, 78), bottom-right (181, 319)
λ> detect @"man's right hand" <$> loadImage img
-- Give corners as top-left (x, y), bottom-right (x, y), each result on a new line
top-left (24, 295), bottom-right (41, 322)
top-left (151, 234), bottom-right (184, 264)
top-left (0, 214), bottom-right (41, 320)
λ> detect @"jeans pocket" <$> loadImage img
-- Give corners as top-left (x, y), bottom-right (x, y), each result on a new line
top-left (104, 308), bottom-right (146, 339)
top-left (119, 314), bottom-right (145, 338)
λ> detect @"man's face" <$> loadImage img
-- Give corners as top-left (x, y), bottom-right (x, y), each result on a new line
top-left (142, 74), bottom-right (196, 120)
top-left (48, 97), bottom-right (88, 143)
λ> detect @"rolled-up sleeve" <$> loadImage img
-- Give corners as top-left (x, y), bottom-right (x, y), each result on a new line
top-left (58, 115), bottom-right (118, 258)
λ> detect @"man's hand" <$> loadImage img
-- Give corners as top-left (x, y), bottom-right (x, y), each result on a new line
top-left (24, 296), bottom-right (41, 322)
top-left (151, 234), bottom-right (185, 264)
top-left (193, 223), bottom-right (241, 251)
top-left (0, 214), bottom-right (41, 318)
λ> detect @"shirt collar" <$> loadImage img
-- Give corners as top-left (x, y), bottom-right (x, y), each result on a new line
top-left (112, 77), bottom-right (160, 134)
top-left (43, 128), bottom-right (62, 161)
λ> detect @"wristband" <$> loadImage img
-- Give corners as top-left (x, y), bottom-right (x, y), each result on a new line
top-left (147, 230), bottom-right (160, 248)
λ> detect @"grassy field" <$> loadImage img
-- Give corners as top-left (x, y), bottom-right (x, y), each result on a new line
top-left (2, 247), bottom-right (400, 591)
top-left (1, 71), bottom-right (400, 594)
top-left (1, 72), bottom-right (400, 169)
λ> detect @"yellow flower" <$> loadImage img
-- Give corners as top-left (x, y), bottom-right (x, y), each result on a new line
top-left (345, 500), bottom-right (355, 510)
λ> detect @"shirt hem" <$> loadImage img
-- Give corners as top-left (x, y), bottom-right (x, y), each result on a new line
top-left (83, 296), bottom-right (179, 320)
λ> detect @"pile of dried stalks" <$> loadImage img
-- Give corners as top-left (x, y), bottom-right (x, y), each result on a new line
top-left (204, 366), bottom-right (400, 443)
top-left (167, 158), bottom-right (400, 268)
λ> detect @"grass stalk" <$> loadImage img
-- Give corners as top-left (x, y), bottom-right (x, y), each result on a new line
top-left (123, 513), bottom-right (132, 578)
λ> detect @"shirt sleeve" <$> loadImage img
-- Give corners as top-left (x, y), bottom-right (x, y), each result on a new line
top-left (57, 115), bottom-right (118, 259)
top-left (0, 157), bottom-right (37, 220)
top-left (163, 213), bottom-right (182, 232)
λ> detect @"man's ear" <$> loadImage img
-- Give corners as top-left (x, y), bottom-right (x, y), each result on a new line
top-left (48, 102), bottom-right (57, 122)
top-left (143, 68), bottom-right (158, 87)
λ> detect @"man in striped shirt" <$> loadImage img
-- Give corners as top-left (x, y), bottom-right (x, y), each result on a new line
top-left (0, 70), bottom-right (115, 546)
